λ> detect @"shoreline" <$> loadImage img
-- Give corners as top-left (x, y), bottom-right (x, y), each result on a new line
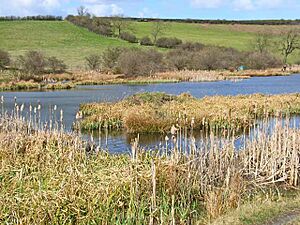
top-left (1, 67), bottom-right (299, 91)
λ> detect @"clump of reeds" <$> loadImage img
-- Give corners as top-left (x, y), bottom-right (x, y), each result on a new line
top-left (79, 92), bottom-right (300, 134)
top-left (0, 97), bottom-right (299, 224)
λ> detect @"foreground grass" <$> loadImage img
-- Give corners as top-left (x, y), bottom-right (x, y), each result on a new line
top-left (212, 191), bottom-right (300, 225)
top-left (0, 103), bottom-right (299, 224)
top-left (79, 92), bottom-right (300, 133)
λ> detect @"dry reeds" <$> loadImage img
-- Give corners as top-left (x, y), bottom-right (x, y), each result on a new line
top-left (0, 97), bottom-right (299, 224)
top-left (79, 92), bottom-right (300, 133)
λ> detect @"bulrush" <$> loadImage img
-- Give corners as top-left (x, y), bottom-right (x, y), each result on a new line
top-left (79, 92), bottom-right (300, 134)
top-left (0, 99), bottom-right (299, 224)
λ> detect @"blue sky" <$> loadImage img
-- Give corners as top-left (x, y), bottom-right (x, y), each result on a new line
top-left (0, 0), bottom-right (299, 20)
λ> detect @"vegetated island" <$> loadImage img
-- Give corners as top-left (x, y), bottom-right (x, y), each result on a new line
top-left (78, 92), bottom-right (300, 133)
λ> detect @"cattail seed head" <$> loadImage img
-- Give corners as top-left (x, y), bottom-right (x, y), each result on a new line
top-left (165, 136), bottom-right (169, 142)
top-left (171, 125), bottom-right (178, 135)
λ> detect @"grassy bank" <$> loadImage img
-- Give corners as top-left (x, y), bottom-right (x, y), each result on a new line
top-left (79, 92), bottom-right (300, 133)
top-left (0, 102), bottom-right (300, 224)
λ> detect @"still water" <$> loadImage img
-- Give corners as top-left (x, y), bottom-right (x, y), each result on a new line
top-left (1, 74), bottom-right (300, 153)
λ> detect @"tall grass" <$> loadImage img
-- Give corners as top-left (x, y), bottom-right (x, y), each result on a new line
top-left (0, 96), bottom-right (299, 224)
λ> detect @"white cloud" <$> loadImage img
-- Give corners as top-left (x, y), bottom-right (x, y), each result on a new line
top-left (87, 3), bottom-right (123, 16)
top-left (190, 0), bottom-right (224, 8)
top-left (233, 0), bottom-right (254, 10)
top-left (0, 0), bottom-right (62, 16)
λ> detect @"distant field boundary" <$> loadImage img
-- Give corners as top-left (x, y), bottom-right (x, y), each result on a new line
top-left (1, 15), bottom-right (300, 25)
top-left (99, 17), bottom-right (300, 25)
top-left (0, 15), bottom-right (63, 21)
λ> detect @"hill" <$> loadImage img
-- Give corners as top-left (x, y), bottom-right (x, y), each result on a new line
top-left (0, 20), bottom-right (133, 68)
top-left (0, 20), bottom-right (299, 69)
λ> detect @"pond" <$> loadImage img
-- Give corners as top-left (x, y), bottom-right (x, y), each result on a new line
top-left (1, 74), bottom-right (300, 153)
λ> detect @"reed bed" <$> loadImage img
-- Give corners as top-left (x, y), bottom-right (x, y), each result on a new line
top-left (0, 97), bottom-right (299, 224)
top-left (42, 66), bottom-right (300, 86)
top-left (0, 80), bottom-right (75, 91)
top-left (79, 92), bottom-right (300, 133)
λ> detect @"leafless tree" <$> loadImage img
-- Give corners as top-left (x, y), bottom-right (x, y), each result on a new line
top-left (77, 6), bottom-right (90, 17)
top-left (111, 15), bottom-right (131, 38)
top-left (151, 21), bottom-right (167, 44)
top-left (279, 30), bottom-right (300, 64)
top-left (252, 32), bottom-right (270, 53)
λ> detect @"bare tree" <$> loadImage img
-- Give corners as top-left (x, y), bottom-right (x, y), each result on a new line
top-left (111, 15), bottom-right (131, 38)
top-left (77, 6), bottom-right (90, 17)
top-left (279, 30), bottom-right (300, 64)
top-left (252, 32), bottom-right (270, 53)
top-left (151, 21), bottom-right (167, 44)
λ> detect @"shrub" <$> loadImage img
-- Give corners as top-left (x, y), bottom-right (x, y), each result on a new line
top-left (18, 51), bottom-right (47, 74)
top-left (166, 46), bottom-right (243, 71)
top-left (177, 42), bottom-right (205, 51)
top-left (85, 54), bottom-right (102, 71)
top-left (155, 37), bottom-right (182, 48)
top-left (140, 36), bottom-right (153, 46)
top-left (47, 57), bottom-right (67, 73)
top-left (92, 18), bottom-right (113, 36)
top-left (101, 47), bottom-right (125, 73)
top-left (0, 50), bottom-right (10, 69)
top-left (117, 49), bottom-right (164, 76)
top-left (166, 49), bottom-right (192, 70)
top-left (188, 47), bottom-right (242, 70)
top-left (244, 52), bottom-right (282, 69)
top-left (120, 32), bottom-right (138, 43)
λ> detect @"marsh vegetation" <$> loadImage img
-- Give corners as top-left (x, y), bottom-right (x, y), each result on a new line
top-left (0, 96), bottom-right (299, 224)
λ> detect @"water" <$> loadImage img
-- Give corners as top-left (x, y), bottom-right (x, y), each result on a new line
top-left (1, 74), bottom-right (300, 153)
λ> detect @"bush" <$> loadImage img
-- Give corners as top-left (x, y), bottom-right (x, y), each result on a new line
top-left (155, 37), bottom-right (182, 48)
top-left (166, 49), bottom-right (192, 70)
top-left (85, 54), bottom-right (102, 71)
top-left (92, 18), bottom-right (113, 36)
top-left (244, 52), bottom-right (282, 69)
top-left (47, 57), bottom-right (67, 73)
top-left (0, 50), bottom-right (10, 68)
top-left (188, 47), bottom-right (243, 70)
top-left (101, 47), bottom-right (125, 73)
top-left (166, 46), bottom-right (243, 71)
top-left (120, 32), bottom-right (138, 43)
top-left (117, 49), bottom-right (164, 76)
top-left (18, 51), bottom-right (47, 74)
top-left (140, 36), bottom-right (153, 46)
top-left (177, 42), bottom-right (205, 51)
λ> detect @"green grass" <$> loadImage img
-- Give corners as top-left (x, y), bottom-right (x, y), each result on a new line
top-left (0, 20), bottom-right (299, 69)
top-left (132, 22), bottom-right (256, 51)
top-left (0, 20), bottom-right (133, 68)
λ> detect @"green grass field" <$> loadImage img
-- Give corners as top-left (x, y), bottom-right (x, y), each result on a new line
top-left (131, 22), bottom-right (256, 51)
top-left (0, 20), bottom-right (299, 69)
top-left (0, 21), bottom-right (133, 68)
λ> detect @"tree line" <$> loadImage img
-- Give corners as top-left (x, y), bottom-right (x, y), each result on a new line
top-left (0, 16), bottom-right (63, 21)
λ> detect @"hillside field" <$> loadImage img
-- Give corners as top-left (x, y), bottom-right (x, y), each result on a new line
top-left (0, 20), bottom-right (299, 69)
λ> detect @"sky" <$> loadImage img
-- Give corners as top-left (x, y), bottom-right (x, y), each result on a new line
top-left (0, 0), bottom-right (300, 20)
